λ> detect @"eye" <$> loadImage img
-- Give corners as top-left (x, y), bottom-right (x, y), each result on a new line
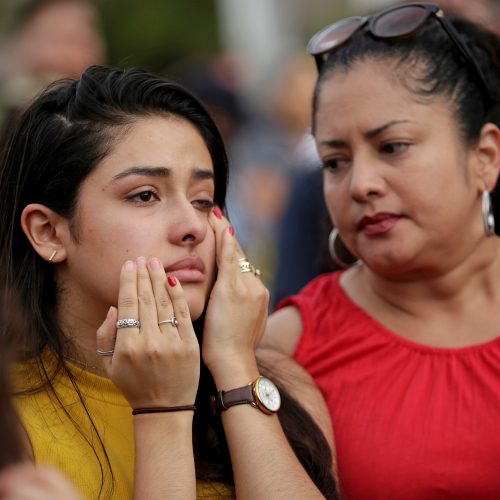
top-left (126, 189), bottom-right (159, 204)
top-left (380, 142), bottom-right (410, 155)
top-left (322, 157), bottom-right (348, 171)
top-left (192, 199), bottom-right (215, 211)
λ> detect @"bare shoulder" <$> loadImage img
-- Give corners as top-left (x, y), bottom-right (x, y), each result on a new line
top-left (256, 346), bottom-right (334, 450)
top-left (260, 306), bottom-right (303, 356)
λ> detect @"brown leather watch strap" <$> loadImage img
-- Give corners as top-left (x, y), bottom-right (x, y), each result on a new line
top-left (213, 384), bottom-right (254, 414)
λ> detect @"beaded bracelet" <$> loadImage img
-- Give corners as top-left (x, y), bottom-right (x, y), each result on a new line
top-left (132, 405), bottom-right (196, 415)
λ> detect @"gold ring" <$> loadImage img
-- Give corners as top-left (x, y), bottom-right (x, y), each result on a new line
top-left (238, 257), bottom-right (254, 274)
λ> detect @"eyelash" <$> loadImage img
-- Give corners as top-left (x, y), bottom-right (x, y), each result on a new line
top-left (380, 142), bottom-right (410, 154)
top-left (125, 190), bottom-right (159, 204)
top-left (322, 141), bottom-right (411, 170)
top-left (192, 199), bottom-right (215, 211)
top-left (322, 158), bottom-right (346, 171)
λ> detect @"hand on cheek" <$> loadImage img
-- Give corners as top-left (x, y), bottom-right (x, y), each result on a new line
top-left (96, 257), bottom-right (200, 409)
top-left (204, 208), bottom-right (269, 387)
top-left (209, 205), bottom-right (236, 267)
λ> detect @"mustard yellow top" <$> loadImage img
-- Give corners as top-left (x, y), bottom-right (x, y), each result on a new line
top-left (13, 354), bottom-right (234, 499)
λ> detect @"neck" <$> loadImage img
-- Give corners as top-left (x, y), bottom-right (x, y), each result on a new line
top-left (56, 288), bottom-right (110, 377)
top-left (346, 236), bottom-right (500, 319)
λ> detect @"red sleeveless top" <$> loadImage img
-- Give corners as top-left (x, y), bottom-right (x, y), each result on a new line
top-left (277, 272), bottom-right (500, 500)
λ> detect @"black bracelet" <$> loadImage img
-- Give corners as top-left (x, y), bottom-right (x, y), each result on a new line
top-left (132, 405), bottom-right (196, 415)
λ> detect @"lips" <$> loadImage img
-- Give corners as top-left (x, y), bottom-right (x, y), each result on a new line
top-left (165, 256), bottom-right (205, 283)
top-left (357, 212), bottom-right (402, 236)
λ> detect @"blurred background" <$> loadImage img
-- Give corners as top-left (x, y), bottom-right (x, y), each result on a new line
top-left (0, 0), bottom-right (499, 306)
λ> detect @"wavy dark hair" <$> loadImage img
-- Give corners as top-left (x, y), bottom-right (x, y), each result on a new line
top-left (313, 14), bottom-right (500, 232)
top-left (0, 65), bottom-right (336, 499)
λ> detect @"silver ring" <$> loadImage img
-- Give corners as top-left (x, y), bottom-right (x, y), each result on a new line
top-left (116, 318), bottom-right (141, 329)
top-left (158, 317), bottom-right (179, 327)
top-left (96, 349), bottom-right (114, 356)
top-left (238, 257), bottom-right (254, 274)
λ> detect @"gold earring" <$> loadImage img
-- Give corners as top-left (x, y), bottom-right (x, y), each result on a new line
top-left (48, 250), bottom-right (57, 262)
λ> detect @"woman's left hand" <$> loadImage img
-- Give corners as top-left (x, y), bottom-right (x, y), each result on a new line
top-left (202, 208), bottom-right (269, 385)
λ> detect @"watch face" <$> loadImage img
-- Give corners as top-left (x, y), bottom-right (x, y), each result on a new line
top-left (256, 377), bottom-right (281, 413)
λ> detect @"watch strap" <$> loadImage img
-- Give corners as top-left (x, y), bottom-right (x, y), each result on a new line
top-left (211, 384), bottom-right (254, 414)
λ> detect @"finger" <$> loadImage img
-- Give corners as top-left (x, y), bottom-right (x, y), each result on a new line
top-left (209, 207), bottom-right (247, 262)
top-left (147, 257), bottom-right (176, 334)
top-left (116, 260), bottom-right (140, 345)
top-left (209, 207), bottom-right (230, 267)
top-left (164, 275), bottom-right (197, 343)
top-left (136, 255), bottom-right (159, 333)
top-left (215, 226), bottom-right (240, 288)
top-left (96, 306), bottom-right (117, 372)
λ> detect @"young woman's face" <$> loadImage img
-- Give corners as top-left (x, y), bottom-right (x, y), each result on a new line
top-left (315, 59), bottom-right (485, 277)
top-left (60, 115), bottom-right (217, 320)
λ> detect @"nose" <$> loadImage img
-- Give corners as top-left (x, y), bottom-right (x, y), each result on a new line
top-left (166, 200), bottom-right (208, 246)
top-left (349, 154), bottom-right (388, 202)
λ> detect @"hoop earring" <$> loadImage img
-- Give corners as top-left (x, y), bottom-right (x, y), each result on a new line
top-left (48, 250), bottom-right (58, 262)
top-left (328, 228), bottom-right (359, 269)
top-left (482, 190), bottom-right (495, 237)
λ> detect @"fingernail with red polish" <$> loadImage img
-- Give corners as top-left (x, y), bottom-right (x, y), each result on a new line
top-left (229, 226), bottom-right (235, 236)
top-left (213, 205), bottom-right (223, 219)
top-left (167, 275), bottom-right (177, 287)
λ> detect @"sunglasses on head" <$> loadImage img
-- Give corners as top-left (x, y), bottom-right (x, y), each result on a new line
top-left (307, 2), bottom-right (490, 104)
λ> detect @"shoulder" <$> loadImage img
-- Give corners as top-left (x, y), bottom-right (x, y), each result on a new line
top-left (262, 272), bottom-right (345, 355)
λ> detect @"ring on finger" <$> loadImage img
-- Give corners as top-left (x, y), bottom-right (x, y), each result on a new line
top-left (158, 316), bottom-right (179, 327)
top-left (238, 257), bottom-right (254, 274)
top-left (116, 318), bottom-right (141, 329)
top-left (254, 268), bottom-right (261, 277)
top-left (96, 349), bottom-right (114, 356)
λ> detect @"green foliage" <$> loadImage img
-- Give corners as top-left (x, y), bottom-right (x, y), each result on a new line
top-left (96, 0), bottom-right (219, 73)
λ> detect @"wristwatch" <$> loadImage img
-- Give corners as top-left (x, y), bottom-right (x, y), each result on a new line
top-left (211, 376), bottom-right (281, 415)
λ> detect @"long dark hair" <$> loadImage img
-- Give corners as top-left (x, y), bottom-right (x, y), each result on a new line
top-left (0, 66), bottom-right (336, 498)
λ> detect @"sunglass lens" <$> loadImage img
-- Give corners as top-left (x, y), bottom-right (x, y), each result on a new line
top-left (372, 5), bottom-right (430, 38)
top-left (308, 17), bottom-right (365, 55)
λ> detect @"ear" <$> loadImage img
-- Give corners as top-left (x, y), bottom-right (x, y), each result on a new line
top-left (472, 123), bottom-right (500, 192)
top-left (20, 204), bottom-right (69, 263)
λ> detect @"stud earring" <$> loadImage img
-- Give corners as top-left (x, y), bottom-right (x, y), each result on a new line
top-left (48, 250), bottom-right (58, 262)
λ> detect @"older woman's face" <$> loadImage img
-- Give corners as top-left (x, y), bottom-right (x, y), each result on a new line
top-left (314, 59), bottom-right (485, 278)
top-left (59, 115), bottom-right (217, 321)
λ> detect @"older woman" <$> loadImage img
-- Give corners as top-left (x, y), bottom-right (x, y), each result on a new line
top-left (263, 3), bottom-right (500, 499)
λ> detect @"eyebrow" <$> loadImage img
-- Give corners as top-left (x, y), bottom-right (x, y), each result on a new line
top-left (318, 120), bottom-right (412, 148)
top-left (111, 166), bottom-right (214, 182)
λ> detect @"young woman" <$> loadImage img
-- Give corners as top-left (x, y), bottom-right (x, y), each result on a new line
top-left (263, 3), bottom-right (500, 499)
top-left (0, 65), bottom-right (336, 499)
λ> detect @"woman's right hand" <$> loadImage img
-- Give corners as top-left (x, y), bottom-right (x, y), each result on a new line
top-left (96, 257), bottom-right (200, 409)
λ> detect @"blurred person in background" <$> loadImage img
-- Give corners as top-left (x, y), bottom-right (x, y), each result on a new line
top-left (0, 0), bottom-right (105, 131)
top-left (226, 52), bottom-right (319, 294)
